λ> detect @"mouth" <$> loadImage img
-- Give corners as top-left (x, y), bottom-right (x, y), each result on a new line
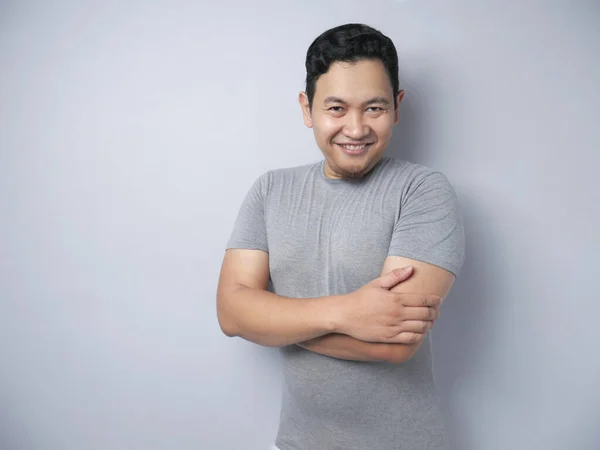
top-left (334, 142), bottom-right (374, 156)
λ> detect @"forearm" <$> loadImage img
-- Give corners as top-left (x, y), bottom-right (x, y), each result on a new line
top-left (297, 334), bottom-right (419, 363)
top-left (217, 285), bottom-right (341, 347)
top-left (297, 334), bottom-right (388, 361)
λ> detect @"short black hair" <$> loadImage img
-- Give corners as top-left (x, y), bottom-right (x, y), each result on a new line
top-left (304, 23), bottom-right (400, 110)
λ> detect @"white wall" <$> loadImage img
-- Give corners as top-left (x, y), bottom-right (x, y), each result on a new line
top-left (1, 1), bottom-right (599, 449)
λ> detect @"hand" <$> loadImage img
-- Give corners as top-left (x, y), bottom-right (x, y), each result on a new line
top-left (335, 267), bottom-right (441, 344)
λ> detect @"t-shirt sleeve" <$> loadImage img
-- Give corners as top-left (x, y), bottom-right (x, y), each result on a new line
top-left (226, 173), bottom-right (269, 252)
top-left (388, 171), bottom-right (465, 277)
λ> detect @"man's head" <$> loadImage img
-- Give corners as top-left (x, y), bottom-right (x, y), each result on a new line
top-left (299, 24), bottom-right (404, 180)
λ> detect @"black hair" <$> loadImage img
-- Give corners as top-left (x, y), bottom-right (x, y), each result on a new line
top-left (304, 23), bottom-right (400, 110)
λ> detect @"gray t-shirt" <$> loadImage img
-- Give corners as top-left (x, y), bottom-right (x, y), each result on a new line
top-left (226, 156), bottom-right (465, 450)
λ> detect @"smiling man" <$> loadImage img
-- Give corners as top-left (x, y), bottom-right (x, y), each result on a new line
top-left (217, 23), bottom-right (465, 450)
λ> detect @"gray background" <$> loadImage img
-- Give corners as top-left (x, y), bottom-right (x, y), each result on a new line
top-left (1, 1), bottom-right (599, 449)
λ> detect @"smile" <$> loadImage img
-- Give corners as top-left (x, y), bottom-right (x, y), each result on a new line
top-left (337, 143), bottom-right (371, 150)
top-left (335, 142), bottom-right (373, 155)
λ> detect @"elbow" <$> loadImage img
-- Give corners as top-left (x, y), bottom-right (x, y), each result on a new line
top-left (217, 308), bottom-right (239, 337)
top-left (219, 319), bottom-right (238, 338)
top-left (216, 298), bottom-right (239, 338)
top-left (381, 345), bottom-right (419, 364)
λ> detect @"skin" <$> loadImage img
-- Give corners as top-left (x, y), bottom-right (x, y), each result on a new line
top-left (297, 256), bottom-right (455, 363)
top-left (298, 59), bottom-right (405, 180)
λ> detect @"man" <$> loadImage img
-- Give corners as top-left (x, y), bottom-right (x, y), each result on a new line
top-left (217, 23), bottom-right (465, 450)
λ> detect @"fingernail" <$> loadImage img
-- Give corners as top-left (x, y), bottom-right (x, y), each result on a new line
top-left (402, 266), bottom-right (413, 272)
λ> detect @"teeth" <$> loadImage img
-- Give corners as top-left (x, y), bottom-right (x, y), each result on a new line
top-left (341, 144), bottom-right (367, 150)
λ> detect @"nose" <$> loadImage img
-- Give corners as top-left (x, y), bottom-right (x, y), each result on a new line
top-left (343, 111), bottom-right (370, 140)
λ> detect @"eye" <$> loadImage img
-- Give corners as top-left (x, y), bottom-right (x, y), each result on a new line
top-left (328, 106), bottom-right (344, 112)
top-left (366, 107), bottom-right (384, 112)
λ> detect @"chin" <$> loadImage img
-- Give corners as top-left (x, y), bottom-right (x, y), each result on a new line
top-left (342, 168), bottom-right (368, 179)
top-left (322, 146), bottom-right (383, 179)
top-left (335, 162), bottom-right (371, 179)
top-left (339, 155), bottom-right (383, 178)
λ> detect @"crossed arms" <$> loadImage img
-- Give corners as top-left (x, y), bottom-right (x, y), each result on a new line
top-left (216, 249), bottom-right (455, 364)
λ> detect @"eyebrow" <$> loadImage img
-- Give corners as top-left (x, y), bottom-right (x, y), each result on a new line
top-left (323, 96), bottom-right (392, 107)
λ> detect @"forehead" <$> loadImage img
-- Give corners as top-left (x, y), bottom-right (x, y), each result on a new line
top-left (314, 59), bottom-right (394, 103)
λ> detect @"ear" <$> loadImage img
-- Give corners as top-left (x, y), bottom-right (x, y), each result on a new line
top-left (298, 92), bottom-right (313, 128)
top-left (394, 90), bottom-right (405, 124)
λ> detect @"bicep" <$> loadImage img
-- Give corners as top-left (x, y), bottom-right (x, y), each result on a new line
top-left (378, 256), bottom-right (455, 363)
top-left (217, 249), bottom-right (270, 294)
top-left (380, 255), bottom-right (455, 301)
top-left (216, 249), bottom-right (271, 338)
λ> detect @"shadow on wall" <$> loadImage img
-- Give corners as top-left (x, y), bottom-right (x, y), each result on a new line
top-left (386, 75), bottom-right (496, 450)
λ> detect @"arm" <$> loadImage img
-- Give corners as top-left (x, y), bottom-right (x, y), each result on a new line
top-left (298, 171), bottom-right (465, 363)
top-left (297, 333), bottom-right (391, 362)
top-left (218, 174), bottom-right (433, 349)
top-left (217, 248), bottom-right (341, 347)
top-left (297, 256), bottom-right (455, 363)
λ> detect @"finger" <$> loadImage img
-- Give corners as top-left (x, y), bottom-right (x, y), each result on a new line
top-left (376, 266), bottom-right (413, 290)
top-left (401, 306), bottom-right (439, 321)
top-left (386, 332), bottom-right (424, 345)
top-left (399, 320), bottom-right (432, 334)
top-left (395, 293), bottom-right (441, 308)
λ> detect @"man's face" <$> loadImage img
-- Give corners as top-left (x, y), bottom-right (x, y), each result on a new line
top-left (299, 59), bottom-right (403, 179)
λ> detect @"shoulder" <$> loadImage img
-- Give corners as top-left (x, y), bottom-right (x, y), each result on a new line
top-left (266, 161), bottom-right (320, 178)
top-left (253, 160), bottom-right (321, 190)
top-left (375, 157), bottom-right (455, 196)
